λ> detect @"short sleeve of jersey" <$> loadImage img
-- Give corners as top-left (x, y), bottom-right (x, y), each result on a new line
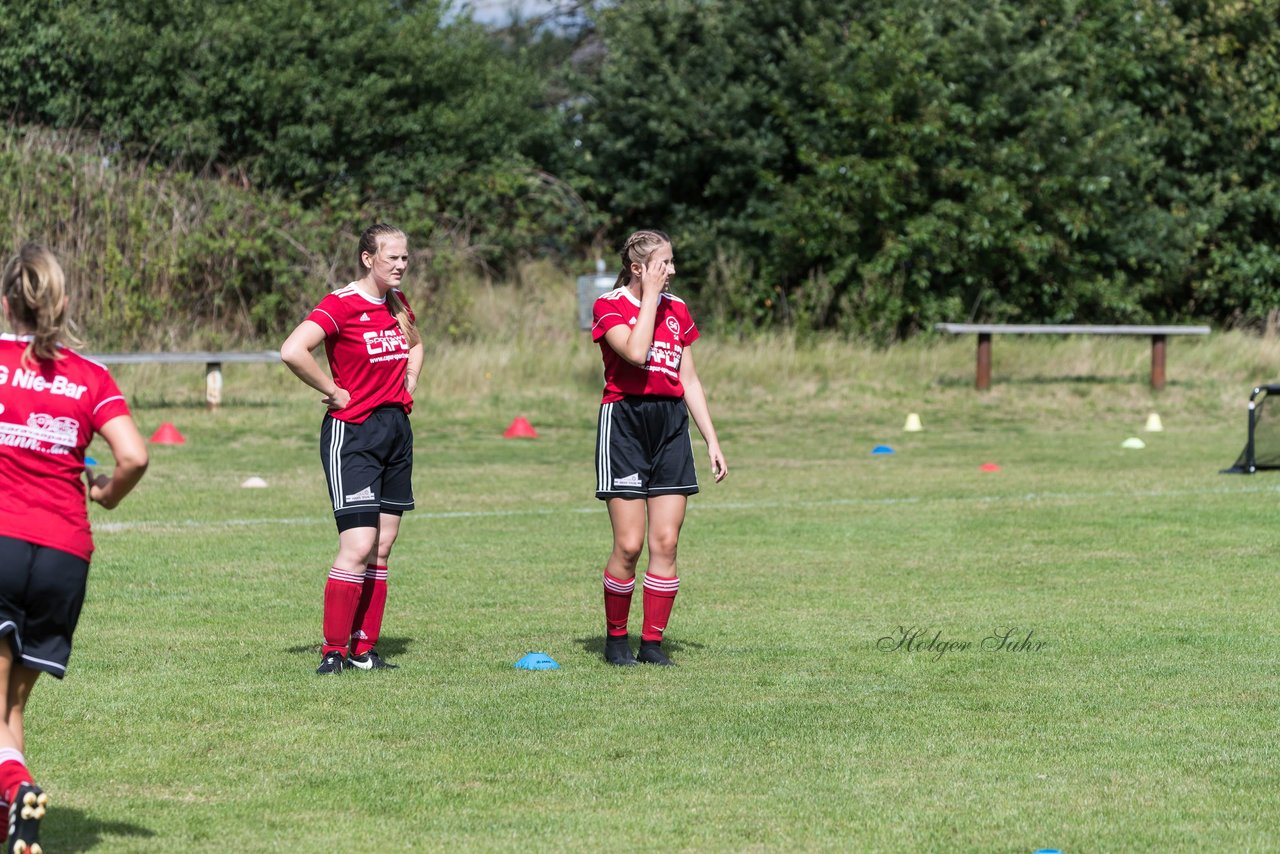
top-left (677, 301), bottom-right (700, 347)
top-left (591, 295), bottom-right (629, 342)
top-left (90, 369), bottom-right (131, 430)
top-left (306, 294), bottom-right (345, 337)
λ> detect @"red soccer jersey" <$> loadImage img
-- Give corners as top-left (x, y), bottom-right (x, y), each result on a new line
top-left (306, 284), bottom-right (416, 424)
top-left (591, 287), bottom-right (700, 403)
top-left (0, 335), bottom-right (133, 561)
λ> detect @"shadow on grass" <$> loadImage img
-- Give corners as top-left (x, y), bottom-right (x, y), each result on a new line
top-left (284, 635), bottom-right (415, 659)
top-left (573, 635), bottom-right (706, 657)
top-left (43, 806), bottom-right (154, 853)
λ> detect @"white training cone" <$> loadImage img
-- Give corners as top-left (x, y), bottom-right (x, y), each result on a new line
top-left (1121, 437), bottom-right (1146, 449)
top-left (241, 476), bottom-right (268, 488)
top-left (903, 413), bottom-right (923, 432)
top-left (1144, 413), bottom-right (1164, 432)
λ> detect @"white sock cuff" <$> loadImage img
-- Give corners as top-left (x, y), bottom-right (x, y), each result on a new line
top-left (328, 568), bottom-right (365, 585)
top-left (642, 573), bottom-right (680, 593)
top-left (603, 573), bottom-right (635, 594)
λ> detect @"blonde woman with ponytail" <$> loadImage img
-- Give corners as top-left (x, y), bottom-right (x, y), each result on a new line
top-left (0, 243), bottom-right (149, 850)
top-left (589, 229), bottom-right (728, 666)
top-left (281, 224), bottom-right (423, 675)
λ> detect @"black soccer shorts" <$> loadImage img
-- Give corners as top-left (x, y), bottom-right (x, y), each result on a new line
top-left (0, 536), bottom-right (90, 678)
top-left (320, 405), bottom-right (415, 520)
top-left (595, 396), bottom-right (699, 500)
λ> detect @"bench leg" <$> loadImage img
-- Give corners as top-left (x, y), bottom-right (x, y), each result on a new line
top-left (1150, 334), bottom-right (1166, 390)
top-left (976, 332), bottom-right (992, 391)
top-left (206, 362), bottom-right (223, 409)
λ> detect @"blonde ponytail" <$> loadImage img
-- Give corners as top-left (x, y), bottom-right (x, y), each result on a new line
top-left (390, 288), bottom-right (421, 348)
top-left (2, 243), bottom-right (82, 365)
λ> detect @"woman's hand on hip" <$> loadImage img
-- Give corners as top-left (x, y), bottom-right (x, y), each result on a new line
top-left (323, 387), bottom-right (351, 411)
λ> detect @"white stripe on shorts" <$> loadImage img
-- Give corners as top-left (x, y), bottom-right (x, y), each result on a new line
top-left (21, 653), bottom-right (66, 675)
top-left (328, 418), bottom-right (346, 511)
top-left (597, 402), bottom-right (613, 494)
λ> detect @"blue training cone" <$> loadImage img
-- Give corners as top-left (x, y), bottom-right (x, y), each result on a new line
top-left (871, 445), bottom-right (895, 455)
top-left (514, 652), bottom-right (560, 671)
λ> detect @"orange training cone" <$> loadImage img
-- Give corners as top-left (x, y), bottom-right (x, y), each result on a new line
top-left (149, 422), bottom-right (186, 445)
top-left (503, 417), bottom-right (538, 439)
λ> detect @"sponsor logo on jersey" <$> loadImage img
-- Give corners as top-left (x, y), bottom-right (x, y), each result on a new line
top-left (666, 317), bottom-right (680, 335)
top-left (613, 473), bottom-right (642, 488)
top-left (0, 366), bottom-right (88, 400)
top-left (0, 412), bottom-right (80, 453)
top-left (363, 328), bottom-right (409, 357)
top-left (360, 313), bottom-right (371, 321)
top-left (646, 340), bottom-right (682, 375)
top-left (345, 486), bottom-right (376, 502)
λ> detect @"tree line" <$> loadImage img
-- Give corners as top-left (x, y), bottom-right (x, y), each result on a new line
top-left (0, 0), bottom-right (1276, 343)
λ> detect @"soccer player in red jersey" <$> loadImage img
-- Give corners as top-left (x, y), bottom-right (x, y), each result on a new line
top-left (590, 230), bottom-right (728, 666)
top-left (0, 243), bottom-right (149, 850)
top-left (281, 224), bottom-right (423, 675)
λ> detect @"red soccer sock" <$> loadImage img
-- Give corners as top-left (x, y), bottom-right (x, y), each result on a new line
top-left (350, 564), bottom-right (388, 656)
top-left (641, 573), bottom-right (680, 642)
top-left (322, 568), bottom-right (365, 655)
top-left (0, 749), bottom-right (32, 806)
top-left (603, 571), bottom-right (635, 638)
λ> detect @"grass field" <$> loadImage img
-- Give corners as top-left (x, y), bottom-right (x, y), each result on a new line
top-left (26, 331), bottom-right (1280, 851)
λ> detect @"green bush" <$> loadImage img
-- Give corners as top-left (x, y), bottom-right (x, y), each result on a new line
top-left (571, 0), bottom-right (1280, 338)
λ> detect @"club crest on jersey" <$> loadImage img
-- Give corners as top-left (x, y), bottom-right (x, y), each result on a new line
top-left (666, 317), bottom-right (680, 335)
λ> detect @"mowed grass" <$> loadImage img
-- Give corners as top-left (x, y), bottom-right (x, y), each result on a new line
top-left (26, 331), bottom-right (1280, 852)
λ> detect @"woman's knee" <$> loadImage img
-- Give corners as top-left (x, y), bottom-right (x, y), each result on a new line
top-left (647, 529), bottom-right (680, 561)
top-left (612, 535), bottom-right (645, 566)
top-left (336, 528), bottom-right (378, 565)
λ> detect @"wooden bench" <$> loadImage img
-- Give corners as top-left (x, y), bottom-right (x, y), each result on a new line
top-left (934, 324), bottom-right (1211, 390)
top-left (85, 351), bottom-right (281, 407)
